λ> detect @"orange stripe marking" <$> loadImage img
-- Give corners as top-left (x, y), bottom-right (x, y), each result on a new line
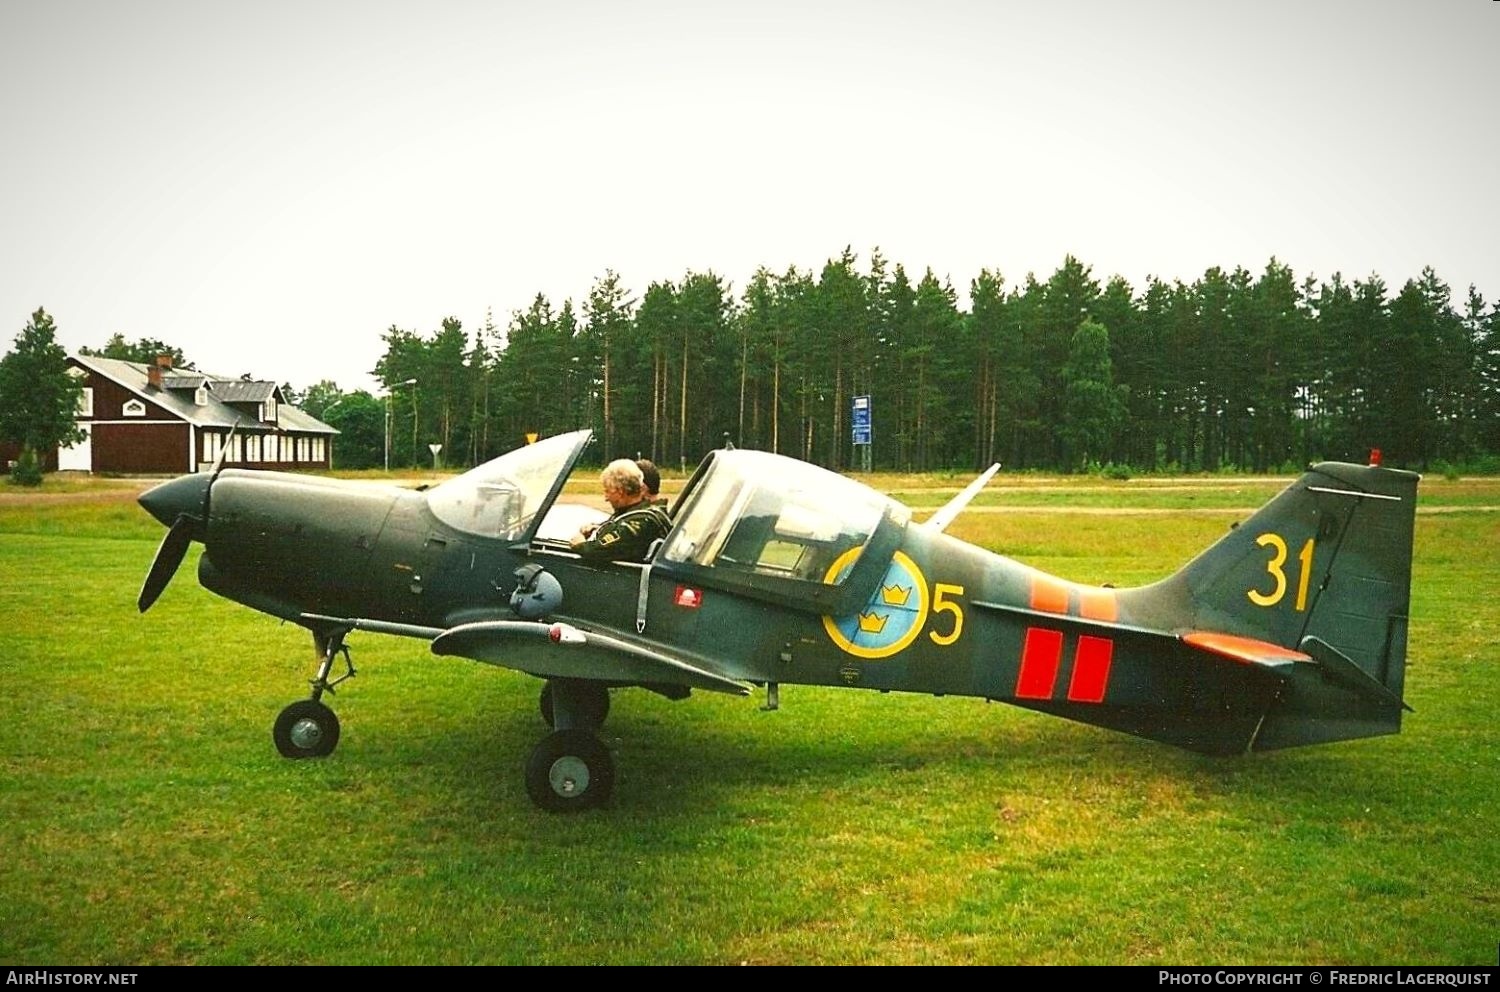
top-left (1030, 575), bottom-right (1069, 614)
top-left (1078, 588), bottom-right (1118, 622)
top-left (1182, 631), bottom-right (1312, 665)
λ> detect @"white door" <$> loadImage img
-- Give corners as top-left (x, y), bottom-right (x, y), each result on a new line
top-left (58, 423), bottom-right (92, 472)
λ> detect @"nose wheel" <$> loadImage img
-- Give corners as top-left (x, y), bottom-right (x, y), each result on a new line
top-left (273, 699), bottom-right (341, 758)
top-left (273, 627), bottom-right (354, 760)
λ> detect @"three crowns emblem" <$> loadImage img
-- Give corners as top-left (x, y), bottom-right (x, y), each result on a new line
top-left (880, 584), bottom-right (911, 606)
top-left (858, 585), bottom-right (913, 634)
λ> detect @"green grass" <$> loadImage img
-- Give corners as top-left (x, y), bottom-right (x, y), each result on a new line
top-left (0, 479), bottom-right (1496, 964)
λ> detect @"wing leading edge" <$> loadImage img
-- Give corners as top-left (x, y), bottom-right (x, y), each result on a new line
top-left (431, 620), bottom-right (752, 696)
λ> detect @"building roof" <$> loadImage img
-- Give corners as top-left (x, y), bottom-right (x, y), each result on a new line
top-left (161, 373), bottom-right (208, 389)
top-left (210, 379), bottom-right (278, 403)
top-left (72, 355), bottom-right (338, 435)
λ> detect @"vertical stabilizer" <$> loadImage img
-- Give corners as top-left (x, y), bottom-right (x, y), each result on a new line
top-left (1155, 461), bottom-right (1419, 748)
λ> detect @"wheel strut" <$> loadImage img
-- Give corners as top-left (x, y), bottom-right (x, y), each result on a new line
top-left (309, 628), bottom-right (356, 702)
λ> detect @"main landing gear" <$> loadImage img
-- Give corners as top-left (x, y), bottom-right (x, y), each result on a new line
top-left (525, 678), bottom-right (615, 812)
top-left (269, 636), bottom-right (614, 813)
top-left (273, 629), bottom-right (355, 759)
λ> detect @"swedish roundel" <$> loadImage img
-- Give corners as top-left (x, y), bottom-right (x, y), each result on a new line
top-left (821, 550), bottom-right (930, 659)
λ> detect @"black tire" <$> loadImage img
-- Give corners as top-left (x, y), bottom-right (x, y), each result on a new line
top-left (272, 700), bottom-right (340, 758)
top-left (524, 729), bottom-right (615, 812)
top-left (538, 681), bottom-right (554, 727)
top-left (539, 680), bottom-right (610, 730)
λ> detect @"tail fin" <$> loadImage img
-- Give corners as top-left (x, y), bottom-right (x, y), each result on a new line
top-left (1157, 461), bottom-right (1419, 749)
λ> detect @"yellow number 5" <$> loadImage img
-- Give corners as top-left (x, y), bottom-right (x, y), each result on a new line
top-left (930, 583), bottom-right (965, 646)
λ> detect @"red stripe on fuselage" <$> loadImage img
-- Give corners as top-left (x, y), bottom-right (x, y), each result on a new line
top-left (1016, 627), bottom-right (1064, 699)
top-left (1067, 634), bottom-right (1114, 703)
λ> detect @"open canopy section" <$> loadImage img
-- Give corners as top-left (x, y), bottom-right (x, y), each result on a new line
top-left (425, 429), bottom-right (593, 543)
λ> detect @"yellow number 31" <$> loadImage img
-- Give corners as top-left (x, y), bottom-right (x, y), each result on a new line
top-left (1248, 533), bottom-right (1315, 611)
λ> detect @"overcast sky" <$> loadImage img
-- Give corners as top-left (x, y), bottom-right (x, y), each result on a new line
top-left (2, 0), bottom-right (1495, 394)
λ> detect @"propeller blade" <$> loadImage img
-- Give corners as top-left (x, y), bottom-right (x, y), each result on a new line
top-left (138, 514), bottom-right (197, 612)
top-left (202, 424), bottom-right (239, 520)
top-left (212, 424), bottom-right (238, 476)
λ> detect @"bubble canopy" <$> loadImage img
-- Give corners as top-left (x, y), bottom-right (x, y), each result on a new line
top-left (655, 448), bottom-right (910, 616)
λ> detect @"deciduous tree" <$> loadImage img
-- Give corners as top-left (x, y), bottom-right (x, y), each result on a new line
top-left (0, 308), bottom-right (84, 483)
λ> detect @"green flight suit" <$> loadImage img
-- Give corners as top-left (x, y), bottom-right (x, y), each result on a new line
top-left (573, 498), bottom-right (671, 563)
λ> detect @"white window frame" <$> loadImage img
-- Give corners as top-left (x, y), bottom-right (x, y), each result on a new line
top-left (78, 387), bottom-right (94, 417)
top-left (122, 399), bottom-right (146, 417)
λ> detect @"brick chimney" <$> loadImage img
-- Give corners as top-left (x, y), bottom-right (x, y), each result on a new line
top-left (146, 354), bottom-right (172, 390)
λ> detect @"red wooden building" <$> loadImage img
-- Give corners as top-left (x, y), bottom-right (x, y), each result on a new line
top-left (5, 355), bottom-right (339, 475)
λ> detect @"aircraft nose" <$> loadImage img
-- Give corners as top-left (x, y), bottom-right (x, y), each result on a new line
top-left (138, 473), bottom-right (210, 527)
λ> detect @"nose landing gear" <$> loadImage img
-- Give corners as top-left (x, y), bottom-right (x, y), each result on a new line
top-left (273, 628), bottom-right (355, 759)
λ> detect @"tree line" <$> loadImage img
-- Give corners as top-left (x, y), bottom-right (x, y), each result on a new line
top-left (307, 250), bottom-right (1497, 474)
top-left (10, 250), bottom-right (1497, 479)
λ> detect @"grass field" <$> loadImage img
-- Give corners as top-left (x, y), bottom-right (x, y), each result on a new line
top-left (1, 472), bottom-right (1496, 965)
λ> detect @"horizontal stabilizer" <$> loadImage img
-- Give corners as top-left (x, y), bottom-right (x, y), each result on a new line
top-left (1181, 631), bottom-right (1311, 669)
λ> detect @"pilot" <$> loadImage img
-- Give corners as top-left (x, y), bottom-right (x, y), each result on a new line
top-left (636, 458), bottom-right (669, 509)
top-left (570, 459), bottom-right (670, 562)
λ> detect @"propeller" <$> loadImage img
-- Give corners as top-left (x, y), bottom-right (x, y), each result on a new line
top-left (136, 424), bottom-right (238, 612)
top-left (138, 515), bottom-right (197, 611)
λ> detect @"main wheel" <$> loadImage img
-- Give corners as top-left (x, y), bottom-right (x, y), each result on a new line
top-left (539, 680), bottom-right (611, 730)
top-left (273, 699), bottom-right (341, 758)
top-left (524, 729), bottom-right (615, 812)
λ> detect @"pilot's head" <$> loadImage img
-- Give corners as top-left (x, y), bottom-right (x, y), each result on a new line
top-left (636, 459), bottom-right (660, 498)
top-left (600, 459), bottom-right (646, 511)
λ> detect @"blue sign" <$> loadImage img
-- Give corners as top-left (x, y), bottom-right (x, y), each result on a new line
top-left (852, 395), bottom-right (872, 445)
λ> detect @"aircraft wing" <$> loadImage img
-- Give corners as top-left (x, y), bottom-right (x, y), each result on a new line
top-left (430, 619), bottom-right (752, 696)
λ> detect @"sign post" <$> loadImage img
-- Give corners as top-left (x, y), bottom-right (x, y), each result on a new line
top-left (851, 395), bottom-right (872, 473)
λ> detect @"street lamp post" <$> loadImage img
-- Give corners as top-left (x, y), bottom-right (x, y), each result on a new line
top-left (385, 378), bottom-right (417, 473)
top-left (321, 398), bottom-right (344, 471)
top-left (409, 379), bottom-right (419, 470)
